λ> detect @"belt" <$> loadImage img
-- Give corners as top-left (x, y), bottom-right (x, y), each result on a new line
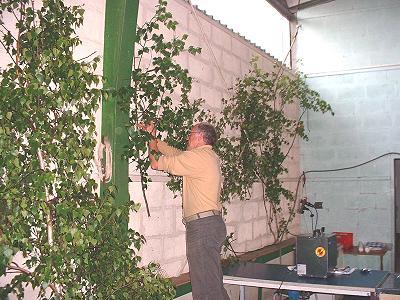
top-left (183, 210), bottom-right (221, 225)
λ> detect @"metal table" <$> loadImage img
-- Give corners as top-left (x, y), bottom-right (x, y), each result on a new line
top-left (223, 262), bottom-right (390, 300)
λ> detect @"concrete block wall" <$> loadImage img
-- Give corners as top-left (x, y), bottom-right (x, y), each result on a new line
top-left (130, 0), bottom-right (302, 279)
top-left (295, 0), bottom-right (400, 271)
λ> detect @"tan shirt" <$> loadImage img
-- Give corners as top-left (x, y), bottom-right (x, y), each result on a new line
top-left (157, 140), bottom-right (222, 218)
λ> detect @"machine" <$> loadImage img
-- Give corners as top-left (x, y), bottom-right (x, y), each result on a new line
top-left (296, 233), bottom-right (338, 278)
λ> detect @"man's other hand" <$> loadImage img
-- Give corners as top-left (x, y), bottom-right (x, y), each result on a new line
top-left (138, 122), bottom-right (156, 136)
top-left (150, 158), bottom-right (159, 170)
top-left (138, 122), bottom-right (159, 152)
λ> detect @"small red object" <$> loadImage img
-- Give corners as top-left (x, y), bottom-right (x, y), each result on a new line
top-left (333, 232), bottom-right (353, 250)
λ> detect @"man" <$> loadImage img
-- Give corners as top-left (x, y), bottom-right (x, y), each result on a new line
top-left (141, 122), bottom-right (230, 300)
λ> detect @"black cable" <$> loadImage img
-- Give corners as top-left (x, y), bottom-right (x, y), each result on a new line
top-left (274, 279), bottom-right (285, 296)
top-left (306, 203), bottom-right (319, 231)
top-left (304, 152), bottom-right (400, 175)
top-left (303, 206), bottom-right (314, 232)
top-left (314, 206), bottom-right (319, 230)
top-left (310, 212), bottom-right (314, 232)
top-left (230, 152), bottom-right (400, 255)
top-left (274, 266), bottom-right (294, 297)
top-left (294, 152), bottom-right (400, 219)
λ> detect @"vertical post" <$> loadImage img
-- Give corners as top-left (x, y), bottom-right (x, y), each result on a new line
top-left (395, 159), bottom-right (400, 272)
top-left (101, 0), bottom-right (139, 217)
top-left (240, 285), bottom-right (246, 300)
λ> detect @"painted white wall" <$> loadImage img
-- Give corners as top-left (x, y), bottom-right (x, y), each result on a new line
top-left (295, 0), bottom-right (400, 271)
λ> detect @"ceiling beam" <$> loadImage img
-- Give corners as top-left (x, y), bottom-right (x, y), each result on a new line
top-left (289, 0), bottom-right (335, 11)
top-left (266, 0), bottom-right (296, 21)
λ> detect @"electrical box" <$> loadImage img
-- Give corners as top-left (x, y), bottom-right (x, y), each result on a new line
top-left (296, 234), bottom-right (338, 278)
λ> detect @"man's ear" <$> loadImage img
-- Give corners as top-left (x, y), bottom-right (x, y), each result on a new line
top-left (198, 132), bottom-right (205, 143)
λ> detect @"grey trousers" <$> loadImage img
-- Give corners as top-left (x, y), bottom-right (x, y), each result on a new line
top-left (186, 215), bottom-right (230, 300)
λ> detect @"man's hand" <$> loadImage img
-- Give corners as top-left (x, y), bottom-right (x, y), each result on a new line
top-left (138, 122), bottom-right (160, 160)
top-left (138, 122), bottom-right (156, 136)
top-left (138, 122), bottom-right (158, 151)
top-left (150, 156), bottom-right (159, 170)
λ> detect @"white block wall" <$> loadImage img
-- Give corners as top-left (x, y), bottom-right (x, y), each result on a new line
top-left (295, 0), bottom-right (400, 271)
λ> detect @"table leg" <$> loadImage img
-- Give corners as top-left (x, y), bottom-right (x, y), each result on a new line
top-left (239, 285), bottom-right (245, 300)
top-left (380, 255), bottom-right (383, 270)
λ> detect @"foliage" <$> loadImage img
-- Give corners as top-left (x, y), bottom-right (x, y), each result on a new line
top-left (216, 57), bottom-right (333, 243)
top-left (0, 0), bottom-right (174, 298)
top-left (125, 0), bottom-right (204, 208)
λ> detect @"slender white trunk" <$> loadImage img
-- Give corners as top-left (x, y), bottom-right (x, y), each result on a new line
top-left (37, 149), bottom-right (53, 245)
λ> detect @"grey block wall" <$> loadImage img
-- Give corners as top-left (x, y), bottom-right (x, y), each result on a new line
top-left (295, 0), bottom-right (400, 271)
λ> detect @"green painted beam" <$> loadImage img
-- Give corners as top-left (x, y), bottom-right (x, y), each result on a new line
top-left (175, 282), bottom-right (192, 298)
top-left (101, 0), bottom-right (138, 211)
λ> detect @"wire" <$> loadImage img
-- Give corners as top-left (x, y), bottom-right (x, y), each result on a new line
top-left (274, 280), bottom-right (285, 297)
top-left (309, 211), bottom-right (314, 232)
top-left (294, 152), bottom-right (400, 218)
top-left (306, 203), bottom-right (318, 232)
top-left (274, 265), bottom-right (293, 296)
top-left (304, 152), bottom-right (400, 175)
top-left (314, 206), bottom-right (319, 231)
top-left (302, 206), bottom-right (315, 232)
top-left (188, 0), bottom-right (231, 95)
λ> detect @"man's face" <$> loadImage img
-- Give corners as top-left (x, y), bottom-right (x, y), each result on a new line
top-left (187, 127), bottom-right (202, 150)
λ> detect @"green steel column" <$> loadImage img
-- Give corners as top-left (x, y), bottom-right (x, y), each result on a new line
top-left (101, 0), bottom-right (138, 209)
